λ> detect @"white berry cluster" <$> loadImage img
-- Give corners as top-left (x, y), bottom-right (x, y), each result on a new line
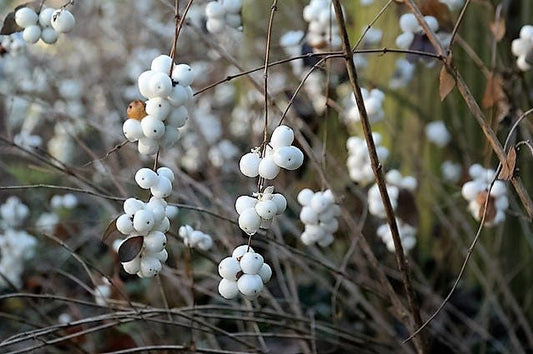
top-left (218, 245), bottom-right (272, 300)
top-left (303, 0), bottom-right (341, 51)
top-left (346, 133), bottom-right (389, 186)
top-left (115, 167), bottom-right (177, 277)
top-left (395, 13), bottom-right (439, 50)
top-left (461, 164), bottom-right (508, 226)
top-left (50, 193), bottom-right (78, 210)
top-left (344, 88), bottom-right (385, 124)
top-left (441, 160), bottom-right (462, 183)
top-left (368, 170), bottom-right (417, 219)
top-left (15, 6), bottom-right (75, 45)
top-left (425, 120), bottom-right (451, 148)
top-left (178, 224), bottom-right (213, 250)
top-left (511, 25), bottom-right (533, 71)
top-left (0, 197), bottom-right (36, 288)
top-left (0, 33), bottom-right (26, 54)
top-left (236, 186), bottom-right (287, 235)
top-left (239, 125), bottom-right (304, 181)
top-left (297, 189), bottom-right (340, 247)
top-left (123, 54), bottom-right (195, 155)
top-left (377, 218), bottom-right (417, 253)
top-left (205, 0), bottom-right (243, 33)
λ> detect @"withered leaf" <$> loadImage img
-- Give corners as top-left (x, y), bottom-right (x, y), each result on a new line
top-left (396, 189), bottom-right (419, 227)
top-left (420, 0), bottom-right (453, 30)
top-left (102, 216), bottom-right (121, 243)
top-left (489, 19), bottom-right (506, 41)
top-left (439, 65), bottom-right (455, 101)
top-left (482, 73), bottom-right (504, 109)
top-left (476, 191), bottom-right (496, 223)
top-left (118, 236), bottom-right (143, 263)
top-left (498, 146), bottom-right (517, 180)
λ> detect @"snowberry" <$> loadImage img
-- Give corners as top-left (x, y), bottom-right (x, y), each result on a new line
top-left (218, 278), bottom-right (239, 299)
top-left (122, 256), bottom-right (141, 274)
top-left (257, 263), bottom-right (272, 283)
top-left (146, 200), bottom-right (166, 223)
top-left (318, 233), bottom-right (334, 247)
top-left (270, 125), bottom-right (294, 148)
top-left (271, 193), bottom-right (287, 215)
top-left (157, 167), bottom-right (175, 182)
top-left (218, 257), bottom-right (241, 280)
top-left (153, 249), bottom-right (169, 262)
top-left (145, 98), bottom-right (171, 120)
top-left (273, 146), bottom-right (304, 170)
top-left (240, 252), bottom-right (264, 274)
top-left (154, 217), bottom-right (170, 233)
top-left (15, 7), bottom-right (38, 28)
top-left (140, 256), bottom-right (162, 277)
top-left (399, 13), bottom-right (420, 33)
top-left (237, 274), bottom-right (263, 297)
top-left (116, 214), bottom-right (134, 235)
top-left (123, 198), bottom-right (145, 216)
top-left (232, 245), bottom-right (254, 259)
top-left (235, 195), bottom-right (258, 215)
top-left (151, 176), bottom-right (172, 198)
top-left (133, 209), bottom-right (155, 233)
top-left (258, 156), bottom-right (280, 179)
top-left (123, 119), bottom-right (144, 142)
top-left (395, 32), bottom-right (414, 49)
top-left (138, 70), bottom-right (155, 98)
top-left (225, 13), bottom-right (242, 29)
top-left (137, 137), bottom-right (159, 155)
top-left (40, 27), bottom-right (58, 44)
top-left (167, 85), bottom-right (188, 107)
top-left (238, 208), bottom-right (261, 235)
top-left (424, 16), bottom-right (439, 32)
top-left (206, 18), bottom-right (225, 33)
top-left (135, 168), bottom-right (158, 189)
top-left (151, 55), bottom-right (173, 74)
top-left (143, 231), bottom-right (166, 253)
top-left (297, 188), bottom-right (314, 206)
top-left (310, 193), bottom-right (328, 214)
top-left (51, 9), bottom-right (75, 33)
top-left (172, 64), bottom-right (195, 86)
top-left (239, 151), bottom-right (261, 178)
top-left (161, 128), bottom-right (180, 149)
top-left (22, 25), bottom-right (41, 43)
top-left (166, 106), bottom-right (188, 128)
top-left (300, 206), bottom-right (318, 225)
top-left (141, 116), bottom-right (166, 139)
top-left (222, 0), bottom-right (243, 13)
top-left (255, 199), bottom-right (277, 220)
top-left (148, 72), bottom-right (173, 98)
top-left (39, 8), bottom-right (55, 27)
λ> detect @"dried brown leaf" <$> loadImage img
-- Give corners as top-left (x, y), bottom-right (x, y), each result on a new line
top-left (498, 146), bottom-right (517, 180)
top-left (489, 19), bottom-right (506, 41)
top-left (118, 236), bottom-right (143, 263)
top-left (397, 189), bottom-right (419, 227)
top-left (482, 73), bottom-right (504, 109)
top-left (476, 191), bottom-right (496, 222)
top-left (439, 66), bottom-right (455, 101)
top-left (102, 216), bottom-right (121, 243)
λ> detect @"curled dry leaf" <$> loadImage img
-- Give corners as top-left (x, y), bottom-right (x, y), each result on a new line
top-left (439, 65), bottom-right (455, 101)
top-left (118, 236), bottom-right (144, 263)
top-left (102, 216), bottom-right (121, 244)
top-left (482, 73), bottom-right (505, 109)
top-left (476, 191), bottom-right (496, 223)
top-left (489, 19), bottom-right (505, 41)
top-left (498, 146), bottom-right (517, 181)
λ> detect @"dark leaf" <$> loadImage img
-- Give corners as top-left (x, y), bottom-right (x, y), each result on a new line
top-left (102, 216), bottom-right (121, 243)
top-left (439, 65), bottom-right (455, 101)
top-left (498, 146), bottom-right (517, 180)
top-left (1, 11), bottom-right (22, 35)
top-left (118, 236), bottom-right (143, 263)
top-left (397, 189), bottom-right (419, 227)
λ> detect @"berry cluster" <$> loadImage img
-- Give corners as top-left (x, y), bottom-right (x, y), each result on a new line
top-left (239, 125), bottom-right (304, 180)
top-left (218, 245), bottom-right (272, 300)
top-left (303, 0), bottom-right (341, 51)
top-left (205, 0), bottom-right (243, 33)
top-left (178, 224), bottom-right (213, 250)
top-left (461, 164), bottom-right (508, 226)
top-left (0, 197), bottom-right (36, 288)
top-left (116, 167), bottom-right (177, 277)
top-left (236, 186), bottom-right (287, 235)
top-left (346, 133), bottom-right (389, 186)
top-left (50, 193), bottom-right (78, 210)
top-left (368, 170), bottom-right (417, 219)
top-left (395, 13), bottom-right (439, 50)
top-left (0, 33), bottom-right (26, 54)
top-left (425, 120), bottom-right (451, 148)
top-left (15, 6), bottom-right (75, 45)
top-left (297, 188), bottom-right (340, 247)
top-left (123, 54), bottom-right (195, 155)
top-left (511, 25), bottom-right (533, 71)
top-left (344, 88), bottom-right (385, 124)
top-left (377, 218), bottom-right (417, 253)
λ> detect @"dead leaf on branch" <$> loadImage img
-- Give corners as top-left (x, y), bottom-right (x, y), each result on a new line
top-left (118, 236), bottom-right (143, 263)
top-left (439, 65), bottom-right (455, 101)
top-left (102, 216), bottom-right (121, 244)
top-left (482, 73), bottom-right (505, 109)
top-left (498, 146), bottom-right (517, 180)
top-left (489, 18), bottom-right (506, 41)
top-left (476, 191), bottom-right (496, 222)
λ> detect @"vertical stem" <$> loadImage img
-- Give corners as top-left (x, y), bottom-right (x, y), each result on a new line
top-left (331, 1), bottom-right (426, 352)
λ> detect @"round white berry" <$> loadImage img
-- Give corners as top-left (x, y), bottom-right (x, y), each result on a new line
top-left (22, 25), bottom-right (41, 44)
top-left (151, 55), bottom-right (173, 74)
top-left (424, 16), bottom-right (439, 32)
top-left (167, 85), bottom-right (188, 107)
top-left (146, 199), bottom-right (166, 223)
top-left (145, 98), bottom-right (171, 120)
top-left (138, 70), bottom-right (155, 98)
top-left (237, 274), bottom-right (263, 297)
top-left (272, 146), bottom-right (304, 170)
top-left (222, 0), bottom-right (242, 14)
top-left (300, 206), bottom-right (318, 225)
top-left (225, 13), bottom-right (242, 29)
top-left (218, 279), bottom-right (239, 299)
top-left (198, 236), bottom-right (213, 251)
top-left (154, 217), bottom-right (170, 233)
top-left (122, 255), bottom-right (141, 274)
top-left (39, 8), bottom-right (55, 27)
top-left (165, 205), bottom-right (179, 219)
top-left (258, 156), bottom-right (280, 179)
top-left (257, 263), bottom-right (272, 283)
top-left (135, 168), bottom-right (158, 189)
top-left (462, 181), bottom-right (482, 200)
top-left (206, 18), bottom-right (225, 33)
top-left (148, 72), bottom-right (173, 98)
top-left (41, 27), bottom-right (58, 44)
top-left (235, 196), bottom-right (258, 215)
top-left (512, 38), bottom-right (530, 57)
top-left (171, 64), bottom-right (195, 86)
top-left (240, 252), bottom-right (264, 274)
top-left (156, 167), bottom-right (175, 182)
top-left (140, 256), bottom-right (162, 277)
top-left (317, 233), bottom-right (334, 247)
top-left (51, 9), bottom-right (75, 33)
top-left (152, 249), bottom-right (169, 262)
top-left (151, 176), bottom-right (172, 199)
top-left (15, 7), bottom-right (38, 28)
top-left (270, 125), bottom-right (294, 148)
top-left (239, 152), bottom-right (261, 178)
top-left (321, 219), bottom-right (339, 234)
top-left (141, 116), bottom-right (166, 139)
top-left (123, 119), bottom-right (143, 142)
top-left (399, 13), bottom-right (420, 33)
top-left (144, 231), bottom-right (166, 253)
top-left (179, 225), bottom-right (193, 238)
top-left (255, 199), bottom-right (277, 220)
top-left (238, 208), bottom-right (261, 235)
top-left (297, 189), bottom-right (314, 206)
top-left (218, 256), bottom-right (242, 280)
top-left (137, 137), bottom-right (159, 155)
top-left (116, 214), bottom-right (134, 235)
top-left (133, 209), bottom-right (155, 233)
top-left (166, 106), bottom-right (188, 128)
top-left (123, 198), bottom-right (144, 216)
top-left (520, 25), bottom-right (533, 41)
top-left (205, 1), bottom-right (225, 18)
top-left (271, 193), bottom-right (287, 215)
top-left (161, 128), bottom-right (180, 149)
top-left (232, 245), bottom-right (254, 259)
top-left (395, 32), bottom-right (414, 49)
